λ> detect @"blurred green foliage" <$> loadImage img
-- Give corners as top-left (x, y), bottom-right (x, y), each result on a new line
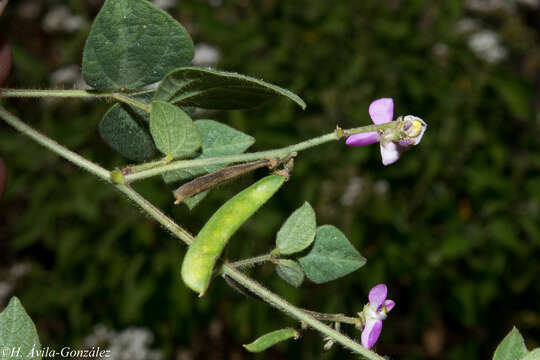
top-left (1, 1), bottom-right (540, 359)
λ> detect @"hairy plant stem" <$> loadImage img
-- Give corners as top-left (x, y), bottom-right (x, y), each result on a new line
top-left (0, 89), bottom-right (151, 112)
top-left (301, 309), bottom-right (362, 327)
top-left (1, 88), bottom-right (109, 99)
top-left (0, 106), bottom-right (386, 360)
top-left (128, 155), bottom-right (172, 173)
top-left (0, 106), bottom-right (110, 180)
top-left (124, 122), bottom-right (396, 183)
top-left (116, 184), bottom-right (194, 246)
top-left (229, 254), bottom-right (273, 269)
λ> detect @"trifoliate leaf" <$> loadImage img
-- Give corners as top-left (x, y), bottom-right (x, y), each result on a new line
top-left (162, 119), bottom-right (254, 183)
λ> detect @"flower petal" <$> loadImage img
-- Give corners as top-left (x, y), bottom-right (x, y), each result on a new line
top-left (361, 319), bottom-right (383, 349)
top-left (380, 141), bottom-right (401, 166)
top-left (384, 300), bottom-right (395, 312)
top-left (369, 98), bottom-right (394, 124)
top-left (345, 132), bottom-right (380, 146)
top-left (368, 284), bottom-right (387, 308)
top-left (402, 115), bottom-right (427, 145)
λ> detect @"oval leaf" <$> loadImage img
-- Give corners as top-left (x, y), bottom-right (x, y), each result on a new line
top-left (0, 297), bottom-right (41, 360)
top-left (154, 67), bottom-right (306, 109)
top-left (82, 0), bottom-right (194, 90)
top-left (276, 202), bottom-right (316, 255)
top-left (243, 328), bottom-right (299, 353)
top-left (298, 225), bottom-right (366, 284)
top-left (493, 327), bottom-right (528, 360)
top-left (99, 104), bottom-right (156, 161)
top-left (150, 101), bottom-right (201, 158)
top-left (276, 259), bottom-right (305, 288)
top-left (162, 119), bottom-right (255, 183)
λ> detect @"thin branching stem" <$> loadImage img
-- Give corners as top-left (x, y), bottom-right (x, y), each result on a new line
top-left (123, 122), bottom-right (396, 183)
top-left (0, 106), bottom-right (386, 360)
top-left (229, 254), bottom-right (273, 269)
top-left (0, 106), bottom-right (110, 180)
top-left (0, 89), bottom-right (151, 112)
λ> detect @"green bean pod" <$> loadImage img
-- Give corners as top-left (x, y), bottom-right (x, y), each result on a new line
top-left (181, 174), bottom-right (286, 296)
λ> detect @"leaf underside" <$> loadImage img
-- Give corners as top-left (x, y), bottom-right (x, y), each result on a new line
top-left (154, 67), bottom-right (306, 109)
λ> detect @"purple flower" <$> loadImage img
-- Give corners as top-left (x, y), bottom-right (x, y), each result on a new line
top-left (346, 98), bottom-right (427, 166)
top-left (361, 284), bottom-right (395, 349)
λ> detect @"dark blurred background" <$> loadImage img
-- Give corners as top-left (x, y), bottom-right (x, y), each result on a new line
top-left (1, 0), bottom-right (540, 359)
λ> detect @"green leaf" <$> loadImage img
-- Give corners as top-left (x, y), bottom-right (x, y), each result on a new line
top-left (275, 259), bottom-right (305, 288)
top-left (82, 0), bottom-right (194, 90)
top-left (149, 101), bottom-right (201, 158)
top-left (183, 190), bottom-right (208, 210)
top-left (0, 297), bottom-right (41, 360)
top-left (521, 350), bottom-right (540, 360)
top-left (298, 225), bottom-right (366, 284)
top-left (99, 103), bottom-right (156, 162)
top-left (122, 90), bottom-right (155, 123)
top-left (493, 327), bottom-right (528, 360)
top-left (154, 67), bottom-right (306, 109)
top-left (243, 328), bottom-right (299, 353)
top-left (276, 202), bottom-right (316, 255)
top-left (162, 167), bottom-right (206, 184)
top-left (196, 120), bottom-right (256, 158)
top-left (162, 119), bottom-right (255, 183)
